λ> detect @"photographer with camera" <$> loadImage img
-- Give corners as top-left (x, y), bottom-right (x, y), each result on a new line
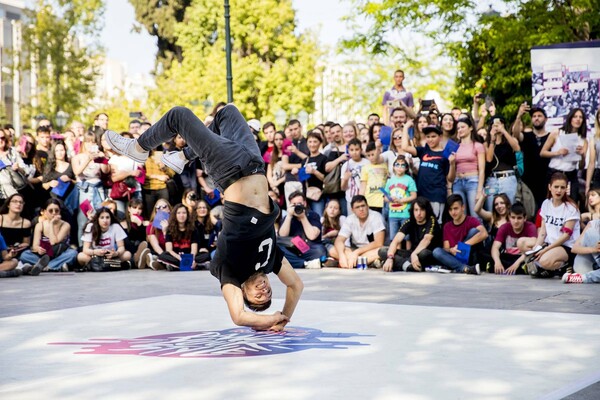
top-left (277, 191), bottom-right (327, 269)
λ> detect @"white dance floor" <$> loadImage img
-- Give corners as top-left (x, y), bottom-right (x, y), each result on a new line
top-left (1, 295), bottom-right (599, 400)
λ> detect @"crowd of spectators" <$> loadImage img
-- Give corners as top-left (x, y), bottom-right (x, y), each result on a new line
top-left (1, 70), bottom-right (600, 285)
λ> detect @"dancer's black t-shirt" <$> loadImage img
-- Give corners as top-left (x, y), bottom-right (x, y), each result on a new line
top-left (210, 198), bottom-right (283, 288)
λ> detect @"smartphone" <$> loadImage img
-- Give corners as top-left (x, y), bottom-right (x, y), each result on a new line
top-left (421, 99), bottom-right (435, 111)
top-left (387, 100), bottom-right (400, 109)
top-left (129, 111), bottom-right (143, 119)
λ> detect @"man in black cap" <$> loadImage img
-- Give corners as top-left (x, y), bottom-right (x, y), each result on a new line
top-left (512, 102), bottom-right (550, 208)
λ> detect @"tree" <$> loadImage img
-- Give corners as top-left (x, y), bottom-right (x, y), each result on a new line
top-left (147, 0), bottom-right (319, 122)
top-left (345, 0), bottom-right (600, 119)
top-left (21, 0), bottom-right (104, 125)
top-left (128, 0), bottom-right (191, 70)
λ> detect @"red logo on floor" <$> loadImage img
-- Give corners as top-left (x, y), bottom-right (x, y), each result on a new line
top-left (49, 327), bottom-right (371, 358)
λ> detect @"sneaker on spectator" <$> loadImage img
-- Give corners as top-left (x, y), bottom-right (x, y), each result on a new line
top-left (134, 241), bottom-right (148, 265)
top-left (104, 130), bottom-right (148, 163)
top-left (562, 272), bottom-right (584, 284)
top-left (137, 248), bottom-right (151, 269)
top-left (61, 263), bottom-right (69, 272)
top-left (425, 265), bottom-right (441, 272)
top-left (323, 258), bottom-right (339, 268)
top-left (0, 269), bottom-right (22, 278)
top-left (161, 151), bottom-right (188, 175)
top-left (36, 254), bottom-right (50, 272)
top-left (370, 259), bottom-right (383, 269)
top-left (464, 264), bottom-right (480, 275)
top-left (305, 259), bottom-right (322, 269)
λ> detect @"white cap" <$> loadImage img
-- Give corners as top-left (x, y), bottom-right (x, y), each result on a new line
top-left (247, 119), bottom-right (261, 132)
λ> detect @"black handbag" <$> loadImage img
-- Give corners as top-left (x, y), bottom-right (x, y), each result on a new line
top-left (87, 256), bottom-right (122, 272)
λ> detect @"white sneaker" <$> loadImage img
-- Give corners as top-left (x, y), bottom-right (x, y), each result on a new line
top-left (304, 259), bottom-right (322, 269)
top-left (61, 263), bottom-right (69, 272)
top-left (104, 130), bottom-right (148, 163)
top-left (147, 253), bottom-right (156, 270)
top-left (138, 248), bottom-right (151, 269)
top-left (161, 151), bottom-right (188, 174)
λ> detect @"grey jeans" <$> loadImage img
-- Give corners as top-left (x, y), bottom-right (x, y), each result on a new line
top-left (137, 105), bottom-right (264, 192)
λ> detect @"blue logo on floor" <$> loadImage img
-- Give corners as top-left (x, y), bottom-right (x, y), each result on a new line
top-left (49, 327), bottom-right (372, 358)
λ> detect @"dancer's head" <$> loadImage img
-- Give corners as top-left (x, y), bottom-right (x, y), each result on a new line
top-left (242, 272), bottom-right (272, 311)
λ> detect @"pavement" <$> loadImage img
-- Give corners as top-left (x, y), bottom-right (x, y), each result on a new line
top-left (1, 267), bottom-right (599, 399)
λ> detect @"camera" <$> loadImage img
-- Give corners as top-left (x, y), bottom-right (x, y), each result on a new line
top-left (188, 193), bottom-right (198, 201)
top-left (293, 204), bottom-right (305, 215)
top-left (129, 111), bottom-right (143, 119)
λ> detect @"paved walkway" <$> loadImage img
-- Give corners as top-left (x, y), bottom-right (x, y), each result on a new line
top-left (1, 269), bottom-right (599, 399)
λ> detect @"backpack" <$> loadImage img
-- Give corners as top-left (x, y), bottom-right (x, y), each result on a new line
top-left (515, 179), bottom-right (536, 220)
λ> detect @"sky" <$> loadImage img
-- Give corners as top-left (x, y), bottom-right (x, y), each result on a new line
top-left (101, 0), bottom-right (353, 76)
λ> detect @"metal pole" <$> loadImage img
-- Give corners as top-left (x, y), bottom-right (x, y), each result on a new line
top-left (224, 0), bottom-right (233, 103)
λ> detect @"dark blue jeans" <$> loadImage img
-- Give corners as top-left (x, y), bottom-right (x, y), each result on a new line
top-left (278, 243), bottom-right (327, 269)
top-left (432, 228), bottom-right (480, 272)
top-left (137, 105), bottom-right (265, 192)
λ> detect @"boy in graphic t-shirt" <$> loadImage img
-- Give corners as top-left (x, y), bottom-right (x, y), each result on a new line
top-left (360, 141), bottom-right (389, 213)
top-left (400, 122), bottom-right (455, 221)
top-left (432, 194), bottom-right (487, 274)
top-left (341, 138), bottom-right (370, 212)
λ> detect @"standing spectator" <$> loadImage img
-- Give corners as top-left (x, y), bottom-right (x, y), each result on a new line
top-left (282, 121), bottom-right (309, 202)
top-left (303, 132), bottom-right (328, 215)
top-left (261, 122), bottom-right (277, 163)
top-left (324, 124), bottom-right (351, 215)
top-left (0, 131), bottom-right (35, 202)
top-left (452, 116), bottom-right (485, 217)
top-left (278, 191), bottom-right (327, 269)
top-left (540, 108), bottom-right (588, 203)
top-left (384, 154), bottom-right (417, 237)
top-left (143, 149), bottom-right (176, 218)
top-left (379, 197), bottom-right (441, 272)
top-left (267, 131), bottom-right (286, 206)
top-left (331, 195), bottom-right (385, 269)
top-left (341, 139), bottom-right (369, 212)
top-left (360, 141), bottom-right (388, 213)
top-left (72, 132), bottom-right (110, 245)
top-left (382, 69), bottom-right (414, 125)
top-left (432, 194), bottom-right (487, 274)
top-left (129, 120), bottom-right (142, 137)
top-left (484, 117), bottom-right (521, 210)
top-left (367, 113), bottom-right (380, 127)
top-left (440, 113), bottom-right (457, 144)
top-left (401, 125), bottom-right (455, 222)
top-left (585, 109), bottom-right (600, 192)
top-left (513, 104), bottom-right (550, 208)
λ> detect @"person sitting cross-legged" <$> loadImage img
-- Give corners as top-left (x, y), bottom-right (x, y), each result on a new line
top-left (277, 191), bottom-right (326, 269)
top-left (331, 195), bottom-right (385, 269)
top-left (432, 194), bottom-right (487, 274)
top-left (378, 196), bottom-right (441, 272)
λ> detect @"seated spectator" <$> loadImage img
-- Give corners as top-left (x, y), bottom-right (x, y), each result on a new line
top-left (0, 194), bottom-right (32, 265)
top-left (331, 195), bottom-right (385, 269)
top-left (77, 207), bottom-right (132, 269)
top-left (488, 202), bottom-right (536, 275)
top-left (195, 199), bottom-right (220, 265)
top-left (360, 141), bottom-right (388, 214)
top-left (475, 193), bottom-right (510, 241)
top-left (568, 189), bottom-right (600, 278)
top-left (321, 199), bottom-right (346, 252)
top-left (521, 172), bottom-right (580, 278)
top-left (432, 194), bottom-right (487, 274)
top-left (278, 191), bottom-right (327, 269)
top-left (379, 197), bottom-right (441, 272)
top-left (122, 198), bottom-right (150, 269)
top-left (145, 198), bottom-right (172, 270)
top-left (158, 203), bottom-right (203, 271)
top-left (580, 187), bottom-right (600, 225)
top-left (384, 154), bottom-right (417, 237)
top-left (0, 230), bottom-right (19, 275)
top-left (20, 199), bottom-right (77, 273)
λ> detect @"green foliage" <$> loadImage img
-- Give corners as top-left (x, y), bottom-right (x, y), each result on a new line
top-left (345, 0), bottom-right (600, 120)
top-left (21, 0), bottom-right (104, 126)
top-left (148, 0), bottom-right (319, 122)
top-left (128, 0), bottom-right (191, 70)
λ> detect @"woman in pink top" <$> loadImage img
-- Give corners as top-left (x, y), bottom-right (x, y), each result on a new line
top-left (451, 116), bottom-right (485, 217)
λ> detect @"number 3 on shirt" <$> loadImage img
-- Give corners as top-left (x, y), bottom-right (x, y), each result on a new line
top-left (255, 238), bottom-right (273, 270)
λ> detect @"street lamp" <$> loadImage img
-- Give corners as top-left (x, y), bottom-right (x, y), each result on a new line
top-left (56, 110), bottom-right (69, 130)
top-left (224, 0), bottom-right (233, 103)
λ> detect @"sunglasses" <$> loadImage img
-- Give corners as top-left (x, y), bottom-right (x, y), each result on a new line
top-left (46, 208), bottom-right (61, 214)
top-left (393, 136), bottom-right (402, 140)
top-left (393, 162), bottom-right (408, 168)
top-left (155, 204), bottom-right (169, 210)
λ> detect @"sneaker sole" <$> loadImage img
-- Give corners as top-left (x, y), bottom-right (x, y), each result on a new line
top-left (161, 154), bottom-right (185, 174)
top-left (138, 249), bottom-right (151, 269)
top-left (105, 131), bottom-right (148, 164)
